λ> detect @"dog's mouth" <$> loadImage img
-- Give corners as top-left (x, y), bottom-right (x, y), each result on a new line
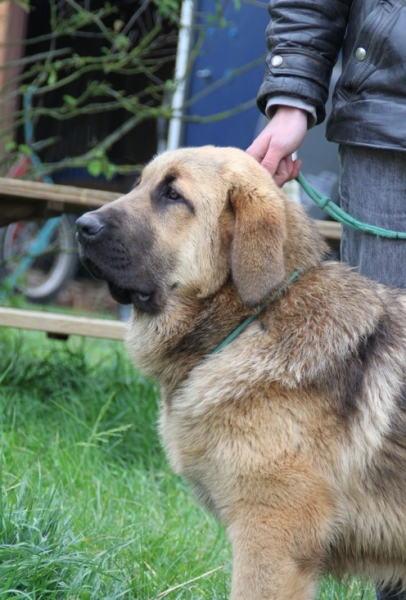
top-left (80, 254), bottom-right (155, 309)
top-left (107, 281), bottom-right (152, 306)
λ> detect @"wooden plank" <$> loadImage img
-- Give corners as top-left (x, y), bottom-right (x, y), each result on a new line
top-left (0, 306), bottom-right (126, 340)
top-left (0, 176), bottom-right (119, 208)
top-left (314, 219), bottom-right (341, 240)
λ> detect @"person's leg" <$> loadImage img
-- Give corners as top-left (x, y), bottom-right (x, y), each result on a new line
top-left (339, 145), bottom-right (406, 600)
top-left (377, 583), bottom-right (406, 600)
top-left (339, 145), bottom-right (406, 288)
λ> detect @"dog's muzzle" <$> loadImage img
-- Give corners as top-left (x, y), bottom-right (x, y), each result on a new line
top-left (76, 211), bottom-right (160, 311)
top-left (76, 211), bottom-right (109, 281)
top-left (76, 212), bottom-right (105, 246)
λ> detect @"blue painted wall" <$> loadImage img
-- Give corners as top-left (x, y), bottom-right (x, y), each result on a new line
top-left (182, 1), bottom-right (268, 149)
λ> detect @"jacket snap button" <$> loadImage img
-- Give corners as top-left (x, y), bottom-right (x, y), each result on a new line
top-left (355, 47), bottom-right (366, 61)
top-left (271, 55), bottom-right (283, 67)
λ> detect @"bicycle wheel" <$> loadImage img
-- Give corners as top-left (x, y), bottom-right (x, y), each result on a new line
top-left (0, 214), bottom-right (79, 303)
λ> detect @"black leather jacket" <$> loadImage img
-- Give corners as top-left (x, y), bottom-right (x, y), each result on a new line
top-left (257, 0), bottom-right (406, 151)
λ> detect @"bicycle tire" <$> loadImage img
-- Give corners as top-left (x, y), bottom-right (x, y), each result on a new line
top-left (0, 214), bottom-right (79, 304)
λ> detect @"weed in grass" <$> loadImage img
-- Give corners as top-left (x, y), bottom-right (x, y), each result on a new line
top-left (0, 329), bottom-right (378, 598)
top-left (0, 477), bottom-right (128, 599)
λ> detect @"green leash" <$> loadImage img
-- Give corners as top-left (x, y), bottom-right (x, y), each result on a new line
top-left (210, 270), bottom-right (301, 356)
top-left (297, 172), bottom-right (406, 240)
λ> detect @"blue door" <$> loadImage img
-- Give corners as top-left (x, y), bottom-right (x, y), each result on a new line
top-left (182, 0), bottom-right (268, 149)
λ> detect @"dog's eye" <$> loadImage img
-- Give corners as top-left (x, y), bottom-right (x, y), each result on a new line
top-left (165, 186), bottom-right (181, 202)
top-left (159, 184), bottom-right (195, 214)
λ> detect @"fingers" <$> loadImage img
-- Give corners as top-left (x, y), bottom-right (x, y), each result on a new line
top-left (246, 130), bottom-right (281, 176)
top-left (246, 123), bottom-right (284, 176)
top-left (246, 106), bottom-right (308, 185)
top-left (273, 157), bottom-right (302, 187)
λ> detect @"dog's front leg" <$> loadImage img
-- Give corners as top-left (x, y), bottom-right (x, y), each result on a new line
top-left (228, 513), bottom-right (323, 600)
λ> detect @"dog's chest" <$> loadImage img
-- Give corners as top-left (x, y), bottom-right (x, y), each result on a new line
top-left (158, 396), bottom-right (215, 481)
top-left (157, 369), bottom-right (334, 518)
top-left (158, 400), bottom-right (222, 514)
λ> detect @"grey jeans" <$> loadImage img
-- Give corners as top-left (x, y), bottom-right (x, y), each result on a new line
top-left (339, 145), bottom-right (406, 289)
top-left (339, 145), bottom-right (406, 599)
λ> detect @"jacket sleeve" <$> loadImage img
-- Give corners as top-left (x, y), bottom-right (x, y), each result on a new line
top-left (257, 0), bottom-right (352, 124)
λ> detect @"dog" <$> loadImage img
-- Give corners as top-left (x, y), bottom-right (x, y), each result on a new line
top-left (76, 146), bottom-right (406, 599)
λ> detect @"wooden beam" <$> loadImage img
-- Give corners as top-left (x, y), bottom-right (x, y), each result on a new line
top-left (0, 176), bottom-right (118, 208)
top-left (314, 219), bottom-right (341, 240)
top-left (0, 306), bottom-right (126, 340)
top-left (0, 177), bottom-right (120, 225)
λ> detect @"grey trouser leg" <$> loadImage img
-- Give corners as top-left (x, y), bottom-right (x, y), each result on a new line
top-left (376, 583), bottom-right (406, 600)
top-left (339, 145), bottom-right (406, 600)
top-left (339, 145), bottom-right (406, 289)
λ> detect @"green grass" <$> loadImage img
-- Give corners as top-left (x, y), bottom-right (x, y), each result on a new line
top-left (0, 328), bottom-right (376, 598)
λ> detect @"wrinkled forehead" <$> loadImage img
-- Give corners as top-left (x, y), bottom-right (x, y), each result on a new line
top-left (141, 149), bottom-right (229, 204)
top-left (143, 148), bottom-right (221, 180)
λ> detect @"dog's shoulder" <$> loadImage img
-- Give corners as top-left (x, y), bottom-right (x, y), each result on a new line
top-left (177, 262), bottom-right (406, 419)
top-left (271, 262), bottom-right (405, 366)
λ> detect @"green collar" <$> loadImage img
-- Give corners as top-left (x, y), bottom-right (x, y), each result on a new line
top-left (209, 270), bottom-right (300, 356)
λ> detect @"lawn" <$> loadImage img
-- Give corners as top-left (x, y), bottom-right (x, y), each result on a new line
top-left (0, 327), bottom-right (376, 599)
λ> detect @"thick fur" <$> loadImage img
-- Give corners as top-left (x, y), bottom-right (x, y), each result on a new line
top-left (77, 146), bottom-right (406, 599)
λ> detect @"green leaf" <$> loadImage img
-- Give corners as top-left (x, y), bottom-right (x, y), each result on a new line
top-left (87, 159), bottom-right (103, 177)
top-left (4, 139), bottom-right (17, 152)
top-left (63, 95), bottom-right (77, 107)
top-left (114, 34), bottom-right (130, 50)
top-left (18, 144), bottom-right (33, 157)
top-left (47, 69), bottom-right (57, 86)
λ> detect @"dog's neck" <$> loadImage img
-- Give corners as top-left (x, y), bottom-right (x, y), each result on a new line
top-left (126, 281), bottom-right (254, 395)
top-left (283, 198), bottom-right (330, 277)
top-left (127, 270), bottom-right (305, 400)
top-left (209, 270), bottom-right (301, 357)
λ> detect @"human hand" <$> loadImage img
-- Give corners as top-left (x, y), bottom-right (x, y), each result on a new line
top-left (246, 106), bottom-right (308, 187)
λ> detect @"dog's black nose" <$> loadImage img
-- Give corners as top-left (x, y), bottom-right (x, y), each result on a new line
top-left (76, 212), bottom-right (105, 243)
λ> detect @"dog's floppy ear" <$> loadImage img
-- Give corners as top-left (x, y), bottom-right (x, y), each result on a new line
top-left (229, 181), bottom-right (286, 307)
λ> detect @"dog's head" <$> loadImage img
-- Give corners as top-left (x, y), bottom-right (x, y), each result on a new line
top-left (77, 146), bottom-right (323, 314)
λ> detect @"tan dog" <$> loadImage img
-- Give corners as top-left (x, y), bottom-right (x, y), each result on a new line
top-left (77, 146), bottom-right (406, 599)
